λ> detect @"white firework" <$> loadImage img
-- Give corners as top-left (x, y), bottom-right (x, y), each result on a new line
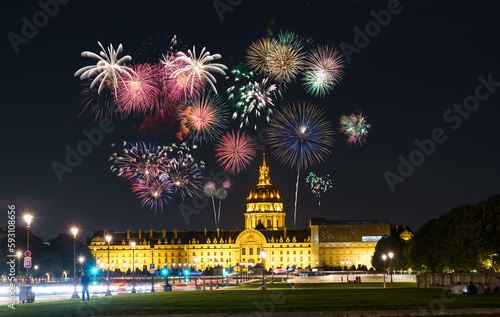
top-left (74, 41), bottom-right (135, 95)
top-left (171, 46), bottom-right (228, 94)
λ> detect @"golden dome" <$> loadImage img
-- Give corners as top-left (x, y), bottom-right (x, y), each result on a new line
top-left (246, 152), bottom-right (283, 204)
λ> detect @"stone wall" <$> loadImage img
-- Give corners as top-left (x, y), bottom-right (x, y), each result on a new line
top-left (416, 273), bottom-right (500, 288)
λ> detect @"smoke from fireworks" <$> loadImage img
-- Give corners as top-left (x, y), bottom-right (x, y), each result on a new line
top-left (339, 110), bottom-right (372, 146)
top-left (214, 130), bottom-right (258, 174)
top-left (305, 171), bottom-right (333, 206)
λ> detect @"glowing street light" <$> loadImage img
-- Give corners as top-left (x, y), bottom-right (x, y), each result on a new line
top-left (388, 252), bottom-right (394, 288)
top-left (131, 241), bottom-right (136, 293)
top-left (382, 254), bottom-right (388, 289)
top-left (260, 249), bottom-right (267, 290)
top-left (24, 212), bottom-right (33, 285)
top-left (105, 235), bottom-right (112, 296)
top-left (70, 225), bottom-right (79, 299)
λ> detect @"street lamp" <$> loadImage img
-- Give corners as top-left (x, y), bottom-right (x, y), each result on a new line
top-left (209, 260), bottom-right (213, 290)
top-left (70, 226), bottom-right (79, 299)
top-left (382, 254), bottom-right (387, 289)
top-left (388, 252), bottom-right (394, 288)
top-left (260, 249), bottom-right (267, 290)
top-left (79, 256), bottom-right (85, 272)
top-left (131, 241), bottom-right (136, 293)
top-left (150, 244), bottom-right (155, 293)
top-left (24, 213), bottom-right (33, 285)
top-left (194, 256), bottom-right (198, 289)
top-left (105, 235), bottom-right (112, 296)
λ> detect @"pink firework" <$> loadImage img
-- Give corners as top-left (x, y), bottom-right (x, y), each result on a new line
top-left (181, 92), bottom-right (228, 144)
top-left (132, 176), bottom-right (172, 213)
top-left (116, 64), bottom-right (160, 116)
top-left (214, 130), bottom-right (258, 174)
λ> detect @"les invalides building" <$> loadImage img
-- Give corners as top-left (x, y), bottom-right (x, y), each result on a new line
top-left (88, 154), bottom-right (409, 272)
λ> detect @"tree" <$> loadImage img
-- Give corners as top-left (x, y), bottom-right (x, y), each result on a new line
top-left (372, 235), bottom-right (408, 271)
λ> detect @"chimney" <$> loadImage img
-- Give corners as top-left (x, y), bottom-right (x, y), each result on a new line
top-left (204, 228), bottom-right (207, 235)
top-left (103, 229), bottom-right (106, 237)
top-left (174, 229), bottom-right (178, 239)
top-left (162, 229), bottom-right (166, 239)
top-left (217, 228), bottom-right (220, 238)
top-left (139, 229), bottom-right (142, 240)
top-left (150, 229), bottom-right (153, 238)
top-left (284, 227), bottom-right (287, 238)
top-left (127, 229), bottom-right (130, 240)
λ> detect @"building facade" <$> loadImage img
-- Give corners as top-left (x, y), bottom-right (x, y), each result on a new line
top-left (88, 154), bottom-right (395, 272)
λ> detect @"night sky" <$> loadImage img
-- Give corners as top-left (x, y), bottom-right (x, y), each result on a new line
top-left (2, 0), bottom-right (499, 241)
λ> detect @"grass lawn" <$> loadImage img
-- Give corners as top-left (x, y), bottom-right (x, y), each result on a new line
top-left (2, 281), bottom-right (500, 317)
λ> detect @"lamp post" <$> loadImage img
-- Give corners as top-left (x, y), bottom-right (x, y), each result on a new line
top-left (150, 244), bottom-right (155, 292)
top-left (271, 261), bottom-right (274, 284)
top-left (24, 213), bottom-right (33, 285)
top-left (388, 252), bottom-right (394, 288)
top-left (16, 251), bottom-right (21, 285)
top-left (261, 249), bottom-right (267, 290)
top-left (105, 235), bottom-right (112, 296)
top-left (202, 263), bottom-right (206, 290)
top-left (131, 241), bottom-right (136, 293)
top-left (382, 254), bottom-right (387, 289)
top-left (70, 226), bottom-right (79, 298)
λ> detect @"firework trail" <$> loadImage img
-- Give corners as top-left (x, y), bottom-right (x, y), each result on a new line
top-left (75, 42), bottom-right (135, 95)
top-left (203, 179), bottom-right (218, 227)
top-left (305, 171), bottom-right (333, 206)
top-left (339, 110), bottom-right (372, 146)
top-left (268, 102), bottom-right (334, 227)
top-left (214, 130), bottom-right (258, 174)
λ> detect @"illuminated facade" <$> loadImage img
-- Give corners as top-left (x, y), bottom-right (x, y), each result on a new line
top-left (88, 154), bottom-right (392, 272)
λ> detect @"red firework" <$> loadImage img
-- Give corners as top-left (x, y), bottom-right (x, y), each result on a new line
top-left (214, 130), bottom-right (258, 174)
top-left (116, 63), bottom-right (161, 117)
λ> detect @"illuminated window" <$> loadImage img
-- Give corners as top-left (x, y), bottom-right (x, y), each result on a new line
top-left (242, 248), bottom-right (246, 256)
top-left (257, 248), bottom-right (260, 255)
top-left (249, 248), bottom-right (254, 255)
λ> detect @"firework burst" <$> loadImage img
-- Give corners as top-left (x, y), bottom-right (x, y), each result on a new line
top-left (132, 176), bottom-right (172, 213)
top-left (339, 110), bottom-right (372, 146)
top-left (246, 38), bottom-right (273, 76)
top-left (305, 171), bottom-right (333, 206)
top-left (172, 46), bottom-right (228, 94)
top-left (110, 141), bottom-right (170, 180)
top-left (75, 42), bottom-right (135, 95)
top-left (238, 78), bottom-right (277, 129)
top-left (181, 92), bottom-right (229, 144)
top-left (266, 41), bottom-right (304, 84)
top-left (268, 102), bottom-right (334, 227)
top-left (116, 63), bottom-right (160, 116)
top-left (268, 102), bottom-right (334, 170)
top-left (303, 45), bottom-right (346, 97)
top-left (167, 154), bottom-right (204, 201)
top-left (214, 130), bottom-right (258, 174)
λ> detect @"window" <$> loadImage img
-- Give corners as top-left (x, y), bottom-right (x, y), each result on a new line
top-left (267, 220), bottom-right (272, 227)
top-left (249, 248), bottom-right (254, 255)
top-left (272, 251), bottom-right (274, 255)
top-left (287, 251), bottom-right (289, 255)
top-left (208, 252), bottom-right (210, 256)
top-left (242, 248), bottom-right (246, 256)
top-left (280, 251), bottom-right (283, 255)
top-left (201, 252), bottom-right (203, 256)
top-left (280, 257), bottom-right (283, 261)
top-left (293, 251), bottom-right (296, 255)
top-left (257, 248), bottom-right (260, 255)
top-left (300, 251), bottom-right (303, 255)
